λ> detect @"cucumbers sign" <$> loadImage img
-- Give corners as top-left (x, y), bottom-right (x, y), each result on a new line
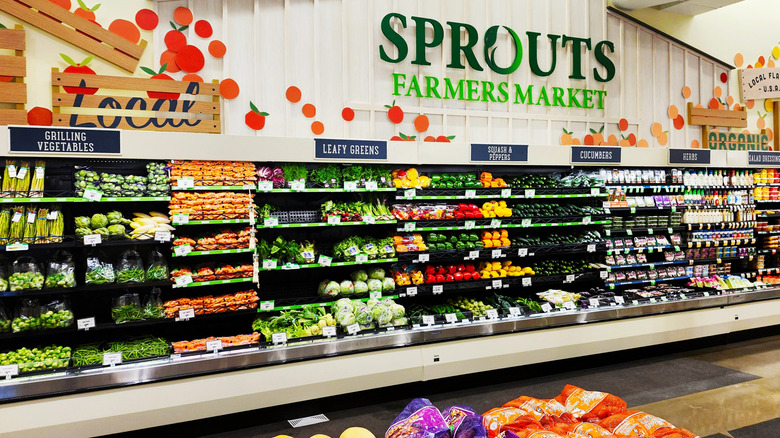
top-left (380, 13), bottom-right (615, 110)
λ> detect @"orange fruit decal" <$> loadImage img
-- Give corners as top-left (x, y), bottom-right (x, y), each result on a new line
top-left (713, 86), bottom-right (722, 98)
top-left (436, 135), bottom-right (455, 142)
top-left (182, 73), bottom-right (203, 83)
top-left (108, 19), bottom-right (140, 43)
top-left (194, 20), bottom-right (213, 38)
top-left (414, 114), bottom-right (429, 133)
top-left (160, 50), bottom-right (180, 73)
top-left (27, 107), bottom-right (53, 126)
top-left (423, 136), bottom-right (436, 142)
top-left (208, 40), bottom-right (226, 58)
top-left (720, 72), bottom-right (728, 83)
top-left (60, 54), bottom-right (97, 94)
top-left (302, 104), bottom-right (316, 118)
top-left (342, 107), bottom-right (355, 121)
top-left (618, 118), bottom-right (628, 131)
top-left (673, 115), bottom-right (685, 130)
top-left (219, 79), bottom-right (240, 99)
top-left (173, 7), bottom-right (193, 26)
top-left (74, 0), bottom-right (99, 23)
top-left (385, 100), bottom-right (404, 124)
top-left (311, 121), bottom-right (325, 135)
top-left (682, 86), bottom-right (691, 99)
top-left (668, 105), bottom-right (678, 119)
top-left (285, 86), bottom-right (302, 103)
top-left (175, 45), bottom-right (205, 73)
top-left (637, 138), bottom-right (649, 148)
top-left (140, 65), bottom-right (179, 100)
top-left (734, 53), bottom-right (744, 68)
top-left (165, 22), bottom-right (188, 52)
top-left (245, 101), bottom-right (269, 131)
top-left (391, 133), bottom-right (416, 141)
top-left (560, 128), bottom-right (573, 146)
top-left (691, 140), bottom-right (700, 149)
top-left (757, 112), bottom-right (767, 130)
top-left (650, 122), bottom-right (663, 137)
top-left (708, 98), bottom-right (720, 109)
top-left (49, 0), bottom-right (71, 9)
top-left (135, 9), bottom-right (158, 31)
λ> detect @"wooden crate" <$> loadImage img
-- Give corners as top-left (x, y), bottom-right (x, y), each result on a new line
top-left (0, 0), bottom-right (146, 72)
top-left (0, 24), bottom-right (26, 126)
top-left (687, 103), bottom-right (748, 149)
top-left (51, 71), bottom-right (222, 133)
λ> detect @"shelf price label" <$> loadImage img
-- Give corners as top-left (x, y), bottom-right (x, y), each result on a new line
top-left (500, 188), bottom-right (512, 198)
top-left (176, 177), bottom-right (194, 189)
top-left (422, 315), bottom-right (436, 325)
top-left (465, 189), bottom-right (477, 198)
top-left (508, 307), bottom-right (521, 317)
top-left (491, 249), bottom-right (503, 259)
top-left (355, 254), bottom-right (369, 264)
top-left (564, 274), bottom-right (575, 284)
top-left (172, 214), bottom-right (189, 225)
top-left (369, 291), bottom-right (382, 300)
top-left (317, 255), bottom-right (332, 267)
top-left (178, 308), bottom-right (195, 320)
top-left (582, 216), bottom-right (591, 225)
top-left (492, 279), bottom-right (503, 289)
top-left (174, 275), bottom-right (193, 288)
top-left (155, 231), bottom-right (171, 243)
top-left (600, 271), bottom-right (609, 279)
top-left (174, 245), bottom-right (192, 256)
top-left (432, 285), bottom-right (443, 295)
top-left (344, 181), bottom-right (358, 191)
top-left (417, 253), bottom-right (430, 263)
top-left (522, 277), bottom-right (532, 287)
top-left (518, 248), bottom-right (528, 257)
top-left (102, 352), bottom-right (123, 367)
top-left (406, 287), bottom-right (418, 297)
top-left (589, 298), bottom-right (600, 307)
top-left (403, 222), bottom-right (416, 232)
top-left (614, 296), bottom-right (625, 305)
top-left (404, 189), bottom-right (416, 198)
top-left (563, 301), bottom-right (577, 310)
top-left (464, 220), bottom-right (476, 230)
top-left (365, 181), bottom-right (379, 191)
top-left (206, 340), bottom-right (223, 352)
top-left (486, 309), bottom-right (499, 320)
top-left (262, 259), bottom-right (278, 270)
top-left (258, 181), bottom-right (273, 192)
top-left (346, 323), bottom-right (360, 335)
top-left (0, 364), bottom-right (19, 379)
top-left (5, 243), bottom-right (28, 252)
top-left (327, 215), bottom-right (341, 225)
top-left (323, 326), bottom-right (337, 338)
top-left (363, 215), bottom-right (376, 224)
top-left (490, 219), bottom-right (502, 228)
top-left (77, 317), bottom-right (96, 331)
top-left (272, 333), bottom-right (287, 345)
top-left (524, 189), bottom-right (536, 198)
top-left (521, 219), bottom-right (532, 228)
top-left (587, 244), bottom-right (597, 253)
top-left (264, 217), bottom-right (279, 227)
top-left (541, 303), bottom-right (552, 313)
top-left (83, 234), bottom-right (102, 246)
top-left (591, 188), bottom-right (601, 196)
top-left (290, 181), bottom-right (306, 191)
top-left (260, 301), bottom-right (275, 311)
top-left (445, 313), bottom-right (457, 323)
top-left (468, 250), bottom-right (480, 259)
top-left (83, 189), bottom-right (103, 202)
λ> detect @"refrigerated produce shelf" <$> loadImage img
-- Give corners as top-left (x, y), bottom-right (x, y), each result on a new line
top-left (172, 248), bottom-right (254, 257)
top-left (396, 242), bottom-right (603, 263)
top-left (606, 275), bottom-right (691, 287)
top-left (257, 220), bottom-right (396, 229)
top-left (258, 257), bottom-right (398, 271)
top-left (171, 277), bottom-right (253, 288)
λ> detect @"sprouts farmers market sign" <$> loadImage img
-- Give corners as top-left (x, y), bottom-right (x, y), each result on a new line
top-left (380, 14), bottom-right (615, 109)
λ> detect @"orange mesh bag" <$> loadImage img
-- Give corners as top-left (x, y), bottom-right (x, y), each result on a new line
top-left (651, 428), bottom-right (700, 438)
top-left (566, 422), bottom-right (616, 438)
top-left (599, 411), bottom-right (675, 436)
top-left (540, 414), bottom-right (579, 435)
top-left (554, 385), bottom-right (627, 421)
top-left (483, 407), bottom-right (532, 438)
top-left (497, 416), bottom-right (545, 437)
top-left (503, 397), bottom-right (567, 420)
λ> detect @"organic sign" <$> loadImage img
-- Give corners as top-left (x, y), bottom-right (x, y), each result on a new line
top-left (739, 67), bottom-right (780, 101)
top-left (9, 126), bottom-right (121, 154)
top-left (380, 13), bottom-right (614, 109)
top-left (315, 139), bottom-right (388, 160)
top-left (470, 144), bottom-right (528, 162)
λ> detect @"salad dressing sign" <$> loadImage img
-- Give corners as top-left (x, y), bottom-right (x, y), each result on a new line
top-left (315, 139), bottom-right (387, 160)
top-left (9, 126), bottom-right (121, 155)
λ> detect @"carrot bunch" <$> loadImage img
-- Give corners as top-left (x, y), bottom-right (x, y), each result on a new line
top-left (169, 192), bottom-right (254, 220)
top-left (172, 332), bottom-right (261, 353)
top-left (163, 290), bottom-right (259, 318)
top-left (169, 160), bottom-right (257, 186)
top-left (172, 227), bottom-right (252, 250)
top-left (170, 263), bottom-right (253, 282)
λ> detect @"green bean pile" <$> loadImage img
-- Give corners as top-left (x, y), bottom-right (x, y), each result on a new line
top-left (72, 337), bottom-right (169, 366)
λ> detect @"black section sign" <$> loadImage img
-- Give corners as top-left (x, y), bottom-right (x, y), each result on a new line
top-left (9, 126), bottom-right (121, 155)
top-left (315, 138), bottom-right (387, 160)
top-left (748, 151), bottom-right (780, 165)
top-left (669, 148), bottom-right (711, 165)
top-left (470, 144), bottom-right (528, 162)
top-left (571, 146), bottom-right (621, 164)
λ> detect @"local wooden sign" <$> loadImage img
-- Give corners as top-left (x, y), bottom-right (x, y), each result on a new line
top-left (739, 67), bottom-right (780, 101)
top-left (0, 25), bottom-right (26, 126)
top-left (0, 0), bottom-right (146, 72)
top-left (51, 71), bottom-right (222, 133)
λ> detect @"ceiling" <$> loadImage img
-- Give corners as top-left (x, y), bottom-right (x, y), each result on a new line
top-left (612, 0), bottom-right (746, 15)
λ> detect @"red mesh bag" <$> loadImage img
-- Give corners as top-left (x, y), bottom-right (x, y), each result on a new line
top-left (599, 411), bottom-right (675, 436)
top-left (554, 385), bottom-right (627, 421)
top-left (503, 397), bottom-right (567, 420)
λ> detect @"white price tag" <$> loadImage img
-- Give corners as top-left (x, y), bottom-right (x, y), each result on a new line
top-left (522, 277), bottom-right (532, 287)
top-left (258, 181), bottom-right (273, 192)
top-left (370, 291), bottom-right (382, 299)
top-left (525, 189), bottom-right (536, 198)
top-left (83, 189), bottom-right (102, 201)
top-left (565, 274), bottom-right (575, 283)
top-left (509, 307), bottom-right (521, 316)
top-left (521, 219), bottom-right (532, 227)
top-left (490, 219), bottom-right (502, 228)
top-left (178, 308), bottom-right (195, 319)
top-left (155, 231), bottom-right (171, 242)
top-left (264, 217), bottom-right (279, 227)
top-left (47, 211), bottom-right (58, 220)
top-left (587, 244), bottom-right (597, 253)
top-left (591, 188), bottom-right (600, 196)
top-left (0, 364), bottom-right (19, 379)
top-left (290, 181), bottom-right (305, 191)
top-left (491, 249), bottom-right (502, 258)
top-left (661, 296), bottom-right (669, 302)
top-left (518, 248), bottom-right (528, 257)
top-left (11, 212), bottom-right (21, 223)
top-left (647, 228), bottom-right (654, 235)
top-left (260, 301), bottom-right (274, 310)
top-left (272, 333), bottom-right (287, 345)
top-left (541, 303), bottom-right (552, 313)
top-left (363, 215), bottom-right (376, 224)
top-left (15, 167), bottom-right (27, 180)
top-left (26, 212), bottom-right (35, 223)
top-left (404, 189), bottom-right (416, 198)
top-left (174, 245), bottom-right (192, 256)
top-left (614, 296), bottom-right (625, 304)
top-left (501, 188), bottom-right (512, 198)
top-left (404, 222), bottom-right (416, 232)
top-left (406, 287), bottom-right (418, 296)
top-left (464, 220), bottom-right (475, 230)
top-left (492, 279), bottom-right (503, 289)
top-left (175, 275), bottom-right (193, 287)
top-left (589, 298), bottom-right (600, 307)
top-left (206, 340), bottom-right (223, 352)
top-left (327, 215), bottom-right (341, 225)
top-left (703, 292), bottom-right (710, 297)
top-left (469, 250), bottom-right (480, 259)
top-left (564, 301), bottom-right (577, 310)
top-left (6, 165), bottom-right (15, 179)
top-left (262, 259), bottom-right (278, 270)
top-left (422, 315), bottom-right (436, 325)
top-left (347, 323), bottom-right (360, 335)
top-left (77, 317), bottom-right (96, 331)
top-left (600, 271), bottom-right (609, 279)
top-left (445, 313), bottom-right (457, 323)
top-left (365, 181), bottom-right (379, 191)
top-left (432, 285), bottom-right (443, 295)
top-left (323, 326), bottom-right (337, 337)
top-left (317, 255), bottom-right (332, 266)
top-left (649, 298), bottom-right (657, 303)
top-left (418, 253), bottom-right (430, 262)
top-left (281, 263), bottom-right (300, 270)
top-left (465, 189), bottom-right (476, 198)
top-left (102, 352), bottom-right (123, 366)
top-left (5, 243), bottom-right (28, 251)
top-left (172, 214), bottom-right (189, 224)
top-left (344, 181), bottom-right (358, 191)
top-left (486, 309), bottom-right (499, 319)
top-left (83, 234), bottom-right (102, 246)
top-left (176, 177), bottom-right (194, 189)
top-left (355, 254), bottom-right (369, 264)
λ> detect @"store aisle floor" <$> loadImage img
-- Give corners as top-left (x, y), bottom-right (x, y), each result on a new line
top-left (114, 331), bottom-right (780, 438)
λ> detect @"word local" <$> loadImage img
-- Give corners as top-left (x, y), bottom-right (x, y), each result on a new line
top-left (745, 71), bottom-right (780, 89)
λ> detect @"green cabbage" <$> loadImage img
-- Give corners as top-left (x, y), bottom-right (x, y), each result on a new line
top-left (390, 304), bottom-right (405, 319)
top-left (371, 306), bottom-right (392, 324)
top-left (366, 298), bottom-right (380, 308)
top-left (392, 317), bottom-right (408, 326)
top-left (340, 280), bottom-right (355, 295)
top-left (337, 311), bottom-right (356, 327)
top-left (354, 281), bottom-right (368, 294)
top-left (319, 280), bottom-right (341, 298)
top-left (367, 279), bottom-right (382, 292)
top-left (332, 298), bottom-right (352, 314)
top-left (368, 267), bottom-right (385, 280)
top-left (350, 270), bottom-right (368, 282)
top-left (90, 213), bottom-right (108, 229)
top-left (355, 307), bottom-right (372, 325)
top-left (382, 277), bottom-right (396, 292)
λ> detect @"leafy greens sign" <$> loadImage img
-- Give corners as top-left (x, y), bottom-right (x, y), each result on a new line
top-left (379, 13), bottom-right (615, 110)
